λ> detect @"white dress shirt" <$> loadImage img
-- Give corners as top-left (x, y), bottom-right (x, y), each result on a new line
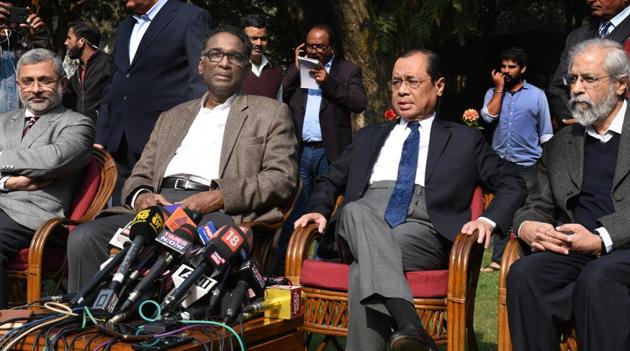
top-left (128, 0), bottom-right (168, 63)
top-left (370, 116), bottom-right (434, 186)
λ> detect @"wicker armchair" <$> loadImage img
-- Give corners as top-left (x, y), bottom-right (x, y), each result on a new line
top-left (497, 238), bottom-right (578, 351)
top-left (285, 187), bottom-right (485, 351)
top-left (7, 147), bottom-right (117, 305)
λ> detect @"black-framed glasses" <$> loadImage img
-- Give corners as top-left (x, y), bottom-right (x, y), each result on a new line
top-left (306, 43), bottom-right (329, 51)
top-left (562, 74), bottom-right (611, 87)
top-left (201, 50), bottom-right (248, 67)
top-left (389, 77), bottom-right (430, 90)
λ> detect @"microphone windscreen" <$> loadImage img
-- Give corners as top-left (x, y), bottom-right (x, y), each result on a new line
top-left (128, 206), bottom-right (164, 240)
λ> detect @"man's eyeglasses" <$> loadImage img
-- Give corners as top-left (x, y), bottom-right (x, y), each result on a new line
top-left (201, 50), bottom-right (248, 67)
top-left (306, 43), bottom-right (329, 51)
top-left (18, 77), bottom-right (59, 88)
top-left (390, 78), bottom-right (430, 90)
top-left (562, 74), bottom-right (611, 87)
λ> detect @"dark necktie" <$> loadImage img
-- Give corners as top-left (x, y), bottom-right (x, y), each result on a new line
top-left (23, 116), bottom-right (40, 137)
top-left (384, 121), bottom-right (420, 227)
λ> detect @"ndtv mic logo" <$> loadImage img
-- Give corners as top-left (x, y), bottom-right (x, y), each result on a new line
top-left (221, 227), bottom-right (243, 252)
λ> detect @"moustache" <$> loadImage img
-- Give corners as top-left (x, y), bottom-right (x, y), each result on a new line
top-left (569, 95), bottom-right (593, 108)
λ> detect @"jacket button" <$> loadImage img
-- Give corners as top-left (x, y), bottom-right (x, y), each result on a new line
top-left (125, 73), bottom-right (130, 78)
top-left (123, 96), bottom-right (128, 101)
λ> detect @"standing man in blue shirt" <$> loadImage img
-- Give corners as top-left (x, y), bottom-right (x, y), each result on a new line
top-left (480, 47), bottom-right (553, 271)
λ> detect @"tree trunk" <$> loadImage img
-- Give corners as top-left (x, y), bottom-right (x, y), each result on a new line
top-left (329, 0), bottom-right (389, 129)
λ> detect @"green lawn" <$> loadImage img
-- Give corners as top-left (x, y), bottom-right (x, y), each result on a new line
top-left (308, 250), bottom-right (501, 351)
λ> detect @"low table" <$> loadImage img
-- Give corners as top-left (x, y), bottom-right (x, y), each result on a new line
top-left (9, 316), bottom-right (304, 350)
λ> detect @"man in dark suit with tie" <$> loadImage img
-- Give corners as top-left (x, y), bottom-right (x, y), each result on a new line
top-left (548, 0), bottom-right (630, 127)
top-left (96, 0), bottom-right (211, 204)
top-left (507, 38), bottom-right (630, 351)
top-left (295, 49), bottom-right (526, 351)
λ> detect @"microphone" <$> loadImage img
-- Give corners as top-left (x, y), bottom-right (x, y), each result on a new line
top-left (222, 280), bottom-right (249, 324)
top-left (92, 207), bottom-right (164, 313)
top-left (110, 207), bottom-right (165, 289)
top-left (234, 257), bottom-right (265, 299)
top-left (110, 223), bottom-right (199, 321)
top-left (71, 245), bottom-right (130, 307)
top-left (159, 224), bottom-right (252, 313)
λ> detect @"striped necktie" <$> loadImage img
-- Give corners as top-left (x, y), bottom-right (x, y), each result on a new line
top-left (599, 21), bottom-right (613, 38)
top-left (23, 116), bottom-right (40, 137)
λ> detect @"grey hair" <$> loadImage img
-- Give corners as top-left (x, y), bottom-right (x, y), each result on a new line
top-left (17, 48), bottom-right (65, 78)
top-left (568, 38), bottom-right (630, 82)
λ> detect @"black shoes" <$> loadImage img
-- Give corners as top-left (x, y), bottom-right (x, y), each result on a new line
top-left (388, 329), bottom-right (438, 351)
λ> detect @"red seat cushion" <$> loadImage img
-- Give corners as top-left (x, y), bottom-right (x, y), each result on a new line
top-left (6, 248), bottom-right (66, 272)
top-left (300, 259), bottom-right (449, 298)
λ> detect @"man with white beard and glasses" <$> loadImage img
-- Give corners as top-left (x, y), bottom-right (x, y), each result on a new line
top-left (0, 48), bottom-right (93, 307)
top-left (507, 38), bottom-right (630, 350)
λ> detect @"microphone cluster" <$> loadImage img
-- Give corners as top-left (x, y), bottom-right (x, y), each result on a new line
top-left (69, 205), bottom-right (281, 325)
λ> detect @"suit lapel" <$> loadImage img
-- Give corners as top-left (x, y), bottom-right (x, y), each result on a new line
top-left (131, 0), bottom-right (177, 67)
top-left (608, 15), bottom-right (630, 43)
top-left (21, 105), bottom-right (68, 147)
top-left (425, 119), bottom-right (451, 184)
top-left (219, 95), bottom-right (248, 176)
top-left (117, 16), bottom-right (134, 70)
top-left (565, 126), bottom-right (584, 191)
top-left (613, 106), bottom-right (630, 190)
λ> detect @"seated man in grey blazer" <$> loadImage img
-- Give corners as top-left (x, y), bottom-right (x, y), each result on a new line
top-left (507, 39), bottom-right (630, 351)
top-left (67, 25), bottom-right (298, 292)
top-left (0, 48), bottom-right (94, 307)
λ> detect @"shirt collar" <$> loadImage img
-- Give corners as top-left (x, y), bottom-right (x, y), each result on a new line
top-left (250, 55), bottom-right (270, 74)
top-left (132, 0), bottom-right (168, 22)
top-left (585, 99), bottom-right (626, 138)
top-left (324, 55), bottom-right (335, 71)
top-left (24, 109), bottom-right (35, 118)
top-left (399, 113), bottom-right (435, 130)
top-left (606, 5), bottom-right (630, 29)
top-left (200, 93), bottom-right (238, 112)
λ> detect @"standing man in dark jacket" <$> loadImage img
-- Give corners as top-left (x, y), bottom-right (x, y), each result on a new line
top-left (548, 0), bottom-right (630, 127)
top-left (96, 0), bottom-right (211, 205)
top-left (282, 24), bottom-right (367, 201)
top-left (64, 21), bottom-right (110, 120)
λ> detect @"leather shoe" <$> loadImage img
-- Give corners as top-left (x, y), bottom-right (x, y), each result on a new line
top-left (388, 330), bottom-right (437, 351)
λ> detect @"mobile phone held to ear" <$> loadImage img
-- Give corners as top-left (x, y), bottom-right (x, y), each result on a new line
top-left (132, 336), bottom-right (194, 350)
top-left (6, 6), bottom-right (28, 25)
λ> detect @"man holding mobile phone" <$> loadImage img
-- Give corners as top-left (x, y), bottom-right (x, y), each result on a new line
top-left (280, 24), bottom-right (367, 266)
top-left (0, 1), bottom-right (49, 113)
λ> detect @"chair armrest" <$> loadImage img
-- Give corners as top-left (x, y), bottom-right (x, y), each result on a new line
top-left (447, 231), bottom-right (484, 303)
top-left (284, 223), bottom-right (322, 285)
top-left (497, 237), bottom-right (521, 351)
top-left (27, 217), bottom-right (85, 270)
top-left (499, 238), bottom-right (521, 292)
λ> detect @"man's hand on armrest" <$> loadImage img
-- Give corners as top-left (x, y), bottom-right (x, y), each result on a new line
top-left (294, 213), bottom-right (327, 234)
top-left (178, 190), bottom-right (224, 215)
top-left (135, 192), bottom-right (172, 211)
top-left (461, 218), bottom-right (494, 248)
top-left (5, 175), bottom-right (52, 191)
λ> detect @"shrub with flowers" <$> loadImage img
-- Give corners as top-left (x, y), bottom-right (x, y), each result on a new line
top-left (462, 108), bottom-right (481, 128)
